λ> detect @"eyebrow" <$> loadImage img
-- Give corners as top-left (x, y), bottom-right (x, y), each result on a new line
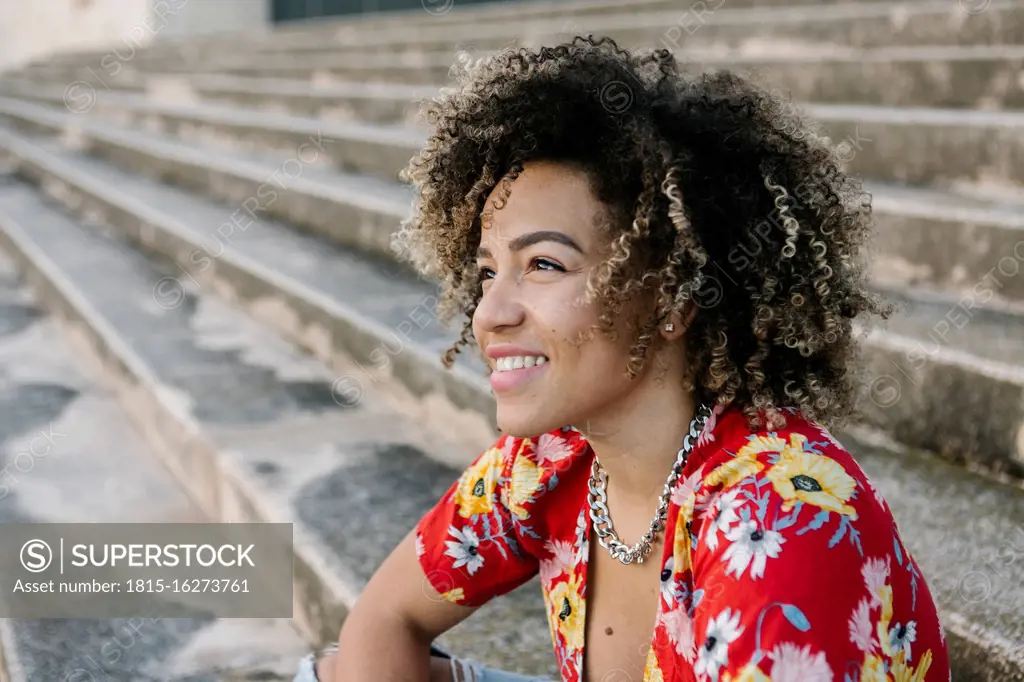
top-left (476, 230), bottom-right (585, 259)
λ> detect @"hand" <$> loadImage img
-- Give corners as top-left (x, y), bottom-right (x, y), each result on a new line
top-left (314, 652), bottom-right (335, 682)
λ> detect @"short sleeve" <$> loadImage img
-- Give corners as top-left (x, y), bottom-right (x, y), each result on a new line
top-left (687, 426), bottom-right (950, 681)
top-left (415, 433), bottom-right (541, 608)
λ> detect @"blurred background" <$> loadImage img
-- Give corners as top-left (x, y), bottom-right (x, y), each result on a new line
top-left (0, 0), bottom-right (1022, 680)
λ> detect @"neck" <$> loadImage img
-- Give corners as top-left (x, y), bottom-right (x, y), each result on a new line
top-left (578, 372), bottom-right (698, 505)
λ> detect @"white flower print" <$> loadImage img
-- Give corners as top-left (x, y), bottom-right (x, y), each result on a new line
top-left (862, 556), bottom-right (890, 607)
top-left (540, 538), bottom-right (575, 586)
top-left (660, 555), bottom-right (677, 605)
top-left (499, 434), bottom-right (519, 460)
top-left (574, 508), bottom-right (590, 564)
top-left (671, 466), bottom-right (705, 507)
top-left (848, 596), bottom-right (876, 653)
top-left (722, 519), bottom-right (784, 580)
top-left (864, 476), bottom-right (887, 511)
top-left (536, 432), bottom-right (574, 465)
top-left (694, 489), bottom-right (716, 521)
top-left (769, 642), bottom-right (834, 682)
top-left (661, 604), bottom-right (697, 662)
top-left (694, 607), bottom-right (744, 681)
top-left (703, 488), bottom-right (745, 552)
top-left (564, 649), bottom-right (582, 675)
top-left (816, 423), bottom-right (844, 452)
top-left (888, 620), bottom-right (917, 661)
top-left (697, 402), bottom-right (726, 448)
top-left (416, 532), bottom-right (425, 558)
top-left (443, 524), bottom-right (484, 575)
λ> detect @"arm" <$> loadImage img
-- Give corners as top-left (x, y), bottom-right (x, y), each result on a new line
top-left (330, 434), bottom-right (541, 681)
top-left (329, 525), bottom-right (483, 682)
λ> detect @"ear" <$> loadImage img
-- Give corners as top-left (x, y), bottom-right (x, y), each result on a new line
top-left (660, 303), bottom-right (697, 340)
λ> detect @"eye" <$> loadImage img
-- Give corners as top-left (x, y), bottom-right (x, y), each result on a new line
top-left (531, 258), bottom-right (565, 273)
top-left (477, 258), bottom-right (565, 287)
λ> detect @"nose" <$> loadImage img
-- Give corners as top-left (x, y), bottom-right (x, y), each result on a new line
top-left (473, 270), bottom-right (527, 335)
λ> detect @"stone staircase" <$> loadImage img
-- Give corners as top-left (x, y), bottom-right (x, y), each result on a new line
top-left (0, 0), bottom-right (1022, 680)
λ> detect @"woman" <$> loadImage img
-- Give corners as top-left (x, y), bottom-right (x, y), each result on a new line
top-left (296, 36), bottom-right (952, 681)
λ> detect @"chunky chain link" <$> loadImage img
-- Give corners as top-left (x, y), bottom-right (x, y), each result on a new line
top-left (586, 403), bottom-right (713, 565)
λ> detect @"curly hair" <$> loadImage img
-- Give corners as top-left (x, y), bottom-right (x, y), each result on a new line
top-left (392, 35), bottom-right (894, 434)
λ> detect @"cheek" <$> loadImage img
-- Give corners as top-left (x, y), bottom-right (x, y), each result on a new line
top-left (536, 283), bottom-right (603, 343)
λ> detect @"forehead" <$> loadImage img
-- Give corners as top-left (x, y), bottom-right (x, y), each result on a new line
top-left (479, 161), bottom-right (607, 245)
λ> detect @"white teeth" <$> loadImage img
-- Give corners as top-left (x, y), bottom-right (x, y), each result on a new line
top-left (495, 355), bottom-right (548, 372)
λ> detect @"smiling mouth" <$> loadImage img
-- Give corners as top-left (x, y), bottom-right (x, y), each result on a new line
top-left (491, 355), bottom-right (549, 372)
top-left (488, 355), bottom-right (550, 393)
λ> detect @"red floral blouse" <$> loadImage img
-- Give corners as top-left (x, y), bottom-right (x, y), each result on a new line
top-left (415, 401), bottom-right (952, 682)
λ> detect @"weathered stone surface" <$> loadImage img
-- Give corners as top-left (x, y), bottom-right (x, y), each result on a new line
top-left (0, 250), bottom-right (310, 681)
top-left (0, 182), bottom-right (554, 675)
top-left (1, 0), bottom-right (1023, 676)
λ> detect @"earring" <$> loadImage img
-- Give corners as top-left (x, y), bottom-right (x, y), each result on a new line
top-left (664, 323), bottom-right (674, 332)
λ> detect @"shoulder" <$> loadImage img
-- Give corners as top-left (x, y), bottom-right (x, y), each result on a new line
top-left (686, 405), bottom-right (904, 575)
top-left (681, 408), bottom-right (950, 680)
top-left (694, 406), bottom-right (882, 516)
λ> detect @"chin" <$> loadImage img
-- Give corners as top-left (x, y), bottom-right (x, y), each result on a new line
top-left (494, 405), bottom-right (561, 439)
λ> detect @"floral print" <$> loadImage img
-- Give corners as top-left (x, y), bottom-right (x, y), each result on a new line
top-left (415, 402), bottom-right (951, 681)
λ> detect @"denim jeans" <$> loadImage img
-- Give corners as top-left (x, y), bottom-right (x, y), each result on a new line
top-left (291, 644), bottom-right (554, 682)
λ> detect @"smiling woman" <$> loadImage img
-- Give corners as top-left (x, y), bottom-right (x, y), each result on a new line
top-left (300, 35), bottom-right (953, 682)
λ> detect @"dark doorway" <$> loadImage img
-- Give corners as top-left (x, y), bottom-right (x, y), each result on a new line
top-left (271, 0), bottom-right (517, 21)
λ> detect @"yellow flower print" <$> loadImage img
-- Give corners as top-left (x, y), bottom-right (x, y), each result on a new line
top-left (673, 507), bottom-right (693, 576)
top-left (704, 455), bottom-right (765, 490)
top-left (453, 445), bottom-right (503, 518)
top-left (642, 645), bottom-right (665, 682)
top-left (723, 663), bottom-right (771, 682)
top-left (440, 587), bottom-right (465, 604)
top-left (737, 434), bottom-right (790, 458)
top-left (547, 573), bottom-right (586, 652)
top-left (764, 433), bottom-right (858, 518)
top-left (860, 654), bottom-right (888, 682)
top-left (891, 648), bottom-right (933, 682)
top-left (541, 587), bottom-right (560, 651)
top-left (502, 448), bottom-right (542, 520)
top-left (875, 584), bottom-right (895, 657)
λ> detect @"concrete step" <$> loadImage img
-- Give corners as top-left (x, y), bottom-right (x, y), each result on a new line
top-left (6, 83), bottom-right (1024, 288)
top-left (0, 239), bottom-right (309, 680)
top-left (803, 103), bottom-right (1024, 191)
top-left (170, 44), bottom-right (1023, 110)
top-left (868, 182), bottom-right (1024, 307)
top-left (16, 41), bottom-right (1024, 110)
top-left (0, 130), bottom-right (1022, 682)
top-left (18, 0), bottom-right (1022, 82)
top-left (3, 117), bottom-right (1024, 476)
top-left (0, 95), bottom-right (415, 263)
top-left (4, 84), bottom-right (1023, 196)
top-left (859, 282), bottom-right (1024, 480)
top-left (0, 89), bottom-right (422, 182)
top-left (25, 0), bottom-right (951, 68)
top-left (0, 72), bottom-right (473, 125)
top-left (0, 178), bottom-right (557, 677)
top-left (145, 0), bottom-right (1024, 63)
top-left (3, 90), bottom-right (1023, 306)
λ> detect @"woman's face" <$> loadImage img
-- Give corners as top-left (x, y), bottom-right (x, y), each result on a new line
top-left (473, 160), bottom-right (657, 438)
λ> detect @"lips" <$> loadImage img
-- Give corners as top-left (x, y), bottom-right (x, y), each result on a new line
top-left (489, 357), bottom-right (549, 393)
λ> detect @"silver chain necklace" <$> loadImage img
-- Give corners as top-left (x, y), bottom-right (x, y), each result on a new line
top-left (587, 403), bottom-right (713, 565)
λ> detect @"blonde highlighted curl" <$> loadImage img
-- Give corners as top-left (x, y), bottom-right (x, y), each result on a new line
top-left (392, 35), bottom-right (893, 434)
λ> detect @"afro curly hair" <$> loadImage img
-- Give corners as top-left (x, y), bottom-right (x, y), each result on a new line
top-left (392, 35), bottom-right (894, 434)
